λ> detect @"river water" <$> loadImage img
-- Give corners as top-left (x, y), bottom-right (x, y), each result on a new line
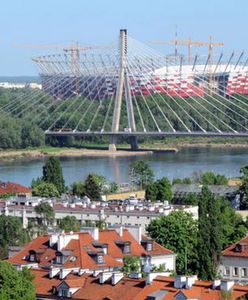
top-left (0, 148), bottom-right (248, 187)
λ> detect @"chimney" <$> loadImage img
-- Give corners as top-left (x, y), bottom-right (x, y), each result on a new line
top-left (49, 233), bottom-right (59, 247)
top-left (174, 276), bottom-right (187, 289)
top-left (124, 225), bottom-right (142, 243)
top-left (146, 272), bottom-right (171, 285)
top-left (57, 232), bottom-right (79, 251)
top-left (129, 272), bottom-right (142, 279)
top-left (99, 272), bottom-right (112, 284)
top-left (213, 279), bottom-right (221, 289)
top-left (220, 280), bottom-right (234, 291)
top-left (80, 227), bottom-right (99, 240)
top-left (49, 267), bottom-right (60, 279)
top-left (185, 275), bottom-right (198, 289)
top-left (112, 272), bottom-right (124, 285)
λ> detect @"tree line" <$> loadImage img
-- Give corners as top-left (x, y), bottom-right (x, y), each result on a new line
top-left (1, 88), bottom-right (248, 149)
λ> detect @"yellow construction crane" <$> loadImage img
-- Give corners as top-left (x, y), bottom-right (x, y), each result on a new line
top-left (14, 42), bottom-right (111, 94)
top-left (151, 37), bottom-right (224, 64)
top-left (151, 37), bottom-right (224, 95)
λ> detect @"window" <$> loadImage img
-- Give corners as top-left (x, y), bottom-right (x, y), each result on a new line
top-left (224, 266), bottom-right (230, 276)
top-left (242, 268), bottom-right (247, 277)
top-left (233, 267), bottom-right (239, 277)
top-left (123, 244), bottom-right (131, 254)
top-left (56, 253), bottom-right (63, 264)
top-left (61, 289), bottom-right (68, 297)
top-left (29, 250), bottom-right (37, 262)
top-left (29, 254), bottom-right (36, 262)
top-left (97, 255), bottom-right (104, 264)
top-left (146, 242), bottom-right (153, 252)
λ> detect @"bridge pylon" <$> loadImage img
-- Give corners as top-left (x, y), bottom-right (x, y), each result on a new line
top-left (109, 29), bottom-right (137, 151)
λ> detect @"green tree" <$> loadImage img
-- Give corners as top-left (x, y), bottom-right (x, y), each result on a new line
top-left (0, 261), bottom-right (35, 300)
top-left (156, 177), bottom-right (173, 202)
top-left (71, 181), bottom-right (85, 197)
top-left (34, 202), bottom-right (55, 226)
top-left (200, 172), bottom-right (228, 185)
top-left (42, 157), bottom-right (65, 194)
top-left (32, 182), bottom-right (59, 198)
top-left (0, 215), bottom-right (29, 259)
top-left (215, 174), bottom-right (228, 185)
top-left (58, 216), bottom-right (80, 232)
top-left (145, 177), bottom-right (172, 202)
top-left (145, 182), bottom-right (158, 202)
top-left (84, 174), bottom-right (102, 201)
top-left (198, 187), bottom-right (222, 280)
top-left (109, 182), bottom-right (119, 194)
top-left (122, 256), bottom-right (141, 275)
top-left (147, 211), bottom-right (198, 274)
top-left (130, 160), bottom-right (154, 190)
top-left (240, 166), bottom-right (248, 209)
top-left (172, 177), bottom-right (192, 184)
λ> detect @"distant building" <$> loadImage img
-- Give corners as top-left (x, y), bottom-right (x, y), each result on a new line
top-left (219, 236), bottom-right (248, 284)
top-left (0, 198), bottom-right (198, 232)
top-left (0, 82), bottom-right (41, 89)
top-left (8, 226), bottom-right (176, 274)
top-left (172, 184), bottom-right (240, 209)
top-left (0, 181), bottom-right (31, 196)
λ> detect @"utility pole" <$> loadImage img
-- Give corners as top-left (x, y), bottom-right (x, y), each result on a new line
top-left (109, 29), bottom-right (137, 151)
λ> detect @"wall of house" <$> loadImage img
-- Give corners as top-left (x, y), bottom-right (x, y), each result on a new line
top-left (219, 256), bottom-right (248, 283)
top-left (150, 254), bottom-right (176, 271)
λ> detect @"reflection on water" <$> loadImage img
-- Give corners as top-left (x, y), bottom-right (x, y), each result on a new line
top-left (0, 148), bottom-right (248, 186)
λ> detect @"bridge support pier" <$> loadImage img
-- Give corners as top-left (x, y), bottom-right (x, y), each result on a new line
top-left (130, 136), bottom-right (138, 150)
top-left (109, 136), bottom-right (117, 151)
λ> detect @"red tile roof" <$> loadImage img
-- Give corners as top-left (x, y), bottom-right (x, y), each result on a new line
top-left (8, 229), bottom-right (173, 271)
top-left (222, 236), bottom-right (248, 258)
top-left (31, 271), bottom-right (248, 300)
top-left (0, 181), bottom-right (31, 195)
top-left (141, 235), bottom-right (174, 256)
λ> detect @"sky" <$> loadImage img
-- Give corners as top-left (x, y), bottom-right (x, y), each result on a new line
top-left (0, 0), bottom-right (247, 76)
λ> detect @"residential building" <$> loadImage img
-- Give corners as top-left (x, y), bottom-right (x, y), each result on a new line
top-left (30, 271), bottom-right (248, 299)
top-left (219, 236), bottom-right (248, 283)
top-left (0, 181), bottom-right (31, 196)
top-left (8, 226), bottom-right (176, 274)
top-left (172, 184), bottom-right (240, 208)
top-left (0, 198), bottom-right (198, 232)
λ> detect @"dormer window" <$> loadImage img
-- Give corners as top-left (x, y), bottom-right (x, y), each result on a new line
top-left (28, 250), bottom-right (37, 262)
top-left (123, 243), bottom-right (131, 254)
top-left (55, 251), bottom-right (63, 264)
top-left (92, 242), bottom-right (108, 255)
top-left (115, 241), bottom-right (131, 254)
top-left (234, 243), bottom-right (248, 252)
top-left (146, 242), bottom-right (153, 252)
top-left (97, 254), bottom-right (104, 264)
top-left (87, 251), bottom-right (105, 264)
top-left (141, 240), bottom-right (154, 252)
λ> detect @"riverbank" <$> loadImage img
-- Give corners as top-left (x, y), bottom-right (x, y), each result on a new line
top-left (140, 137), bottom-right (248, 150)
top-left (0, 147), bottom-right (156, 161)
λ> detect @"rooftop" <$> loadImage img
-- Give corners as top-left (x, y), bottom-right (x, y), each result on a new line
top-left (30, 271), bottom-right (248, 300)
top-left (0, 181), bottom-right (31, 196)
top-left (8, 227), bottom-right (173, 271)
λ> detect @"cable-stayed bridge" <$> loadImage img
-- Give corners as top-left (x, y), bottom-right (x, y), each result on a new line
top-left (2, 29), bottom-right (248, 150)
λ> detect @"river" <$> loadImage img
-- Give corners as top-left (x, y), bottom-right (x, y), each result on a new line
top-left (0, 148), bottom-right (248, 186)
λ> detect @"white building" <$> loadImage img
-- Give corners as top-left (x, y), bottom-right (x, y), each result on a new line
top-left (219, 236), bottom-right (248, 283)
top-left (0, 199), bottom-right (198, 233)
top-left (8, 225), bottom-right (176, 275)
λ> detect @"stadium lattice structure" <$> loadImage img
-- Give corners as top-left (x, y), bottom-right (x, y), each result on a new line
top-left (2, 29), bottom-right (248, 150)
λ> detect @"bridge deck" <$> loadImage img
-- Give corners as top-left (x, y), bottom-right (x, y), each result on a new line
top-left (45, 130), bottom-right (248, 138)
